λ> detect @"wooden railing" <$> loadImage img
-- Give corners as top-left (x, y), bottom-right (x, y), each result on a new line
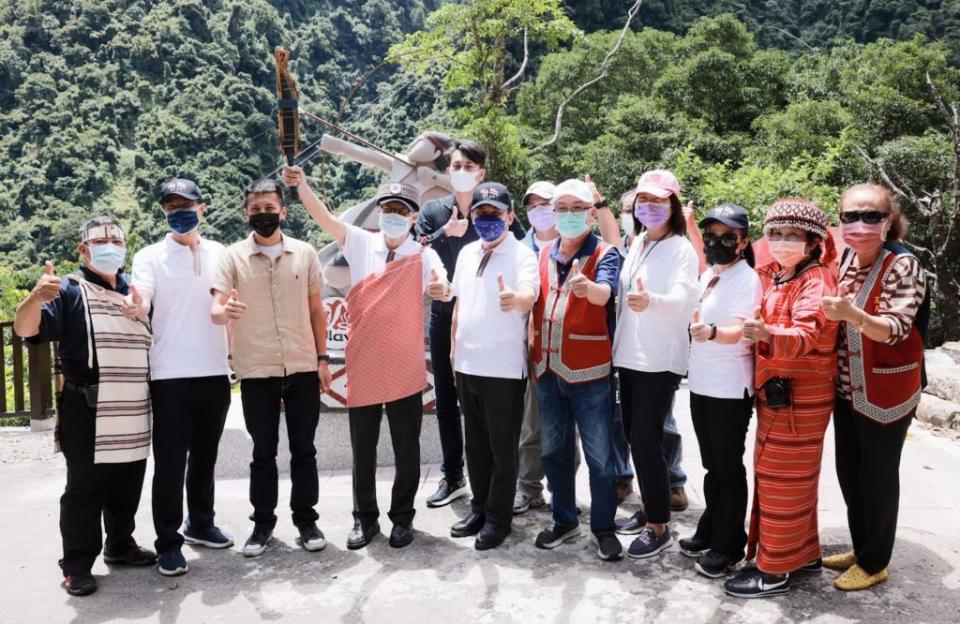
top-left (1, 321), bottom-right (56, 428)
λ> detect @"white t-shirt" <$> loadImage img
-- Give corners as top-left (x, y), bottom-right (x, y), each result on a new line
top-left (452, 235), bottom-right (539, 379)
top-left (688, 260), bottom-right (762, 399)
top-left (257, 243), bottom-right (283, 261)
top-left (613, 233), bottom-right (698, 375)
top-left (131, 235), bottom-right (231, 381)
top-left (341, 224), bottom-right (445, 291)
top-left (534, 234), bottom-right (558, 252)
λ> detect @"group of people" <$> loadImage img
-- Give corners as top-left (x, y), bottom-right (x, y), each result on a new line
top-left (14, 139), bottom-right (927, 600)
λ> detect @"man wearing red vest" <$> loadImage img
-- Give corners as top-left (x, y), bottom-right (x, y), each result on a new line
top-left (531, 179), bottom-right (624, 562)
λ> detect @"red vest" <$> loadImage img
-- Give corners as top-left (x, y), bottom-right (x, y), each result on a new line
top-left (844, 249), bottom-right (925, 424)
top-left (532, 241), bottom-right (613, 384)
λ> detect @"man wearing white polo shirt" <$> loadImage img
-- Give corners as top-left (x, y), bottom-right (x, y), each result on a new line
top-left (128, 178), bottom-right (232, 577)
top-left (449, 182), bottom-right (539, 550)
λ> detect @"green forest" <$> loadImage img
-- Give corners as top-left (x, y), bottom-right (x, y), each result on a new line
top-left (1, 0), bottom-right (959, 341)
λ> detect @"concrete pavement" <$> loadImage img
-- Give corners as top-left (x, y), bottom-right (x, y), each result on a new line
top-left (1, 385), bottom-right (959, 623)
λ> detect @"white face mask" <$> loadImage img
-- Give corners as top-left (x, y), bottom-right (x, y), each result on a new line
top-left (450, 170), bottom-right (478, 194)
top-left (768, 240), bottom-right (807, 268)
top-left (621, 213), bottom-right (633, 234)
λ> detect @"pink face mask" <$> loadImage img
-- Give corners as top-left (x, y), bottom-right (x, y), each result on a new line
top-left (841, 221), bottom-right (887, 252)
top-left (768, 240), bottom-right (807, 269)
top-left (634, 202), bottom-right (671, 229)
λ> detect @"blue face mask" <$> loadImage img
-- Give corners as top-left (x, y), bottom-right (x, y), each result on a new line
top-left (473, 214), bottom-right (507, 243)
top-left (166, 209), bottom-right (199, 234)
top-left (556, 211), bottom-right (590, 238)
top-left (379, 212), bottom-right (412, 239)
top-left (88, 243), bottom-right (126, 275)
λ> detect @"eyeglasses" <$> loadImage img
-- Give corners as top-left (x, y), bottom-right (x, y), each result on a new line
top-left (839, 210), bottom-right (888, 225)
top-left (702, 232), bottom-right (740, 248)
top-left (554, 206), bottom-right (590, 215)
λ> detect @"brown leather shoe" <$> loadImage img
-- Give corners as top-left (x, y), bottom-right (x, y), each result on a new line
top-left (670, 487), bottom-right (689, 512)
top-left (616, 481), bottom-right (634, 505)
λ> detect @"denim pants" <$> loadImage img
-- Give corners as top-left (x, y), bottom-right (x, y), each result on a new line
top-left (539, 371), bottom-right (617, 534)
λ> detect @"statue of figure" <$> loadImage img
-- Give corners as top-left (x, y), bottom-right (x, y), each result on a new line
top-left (317, 131), bottom-right (455, 292)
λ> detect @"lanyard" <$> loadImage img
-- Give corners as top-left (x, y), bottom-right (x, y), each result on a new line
top-left (617, 235), bottom-right (663, 319)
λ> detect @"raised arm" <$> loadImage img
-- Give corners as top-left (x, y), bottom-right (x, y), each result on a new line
top-left (282, 165), bottom-right (347, 245)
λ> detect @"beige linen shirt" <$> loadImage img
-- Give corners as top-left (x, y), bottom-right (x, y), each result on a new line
top-left (212, 233), bottom-right (323, 379)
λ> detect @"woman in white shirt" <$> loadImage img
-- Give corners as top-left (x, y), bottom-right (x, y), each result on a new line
top-left (680, 204), bottom-right (761, 579)
top-left (612, 169), bottom-right (698, 559)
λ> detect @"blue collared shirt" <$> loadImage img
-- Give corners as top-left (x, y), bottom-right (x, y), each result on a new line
top-left (547, 233), bottom-right (621, 337)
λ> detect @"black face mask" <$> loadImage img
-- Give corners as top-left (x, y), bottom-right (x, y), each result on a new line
top-left (249, 212), bottom-right (281, 238)
top-left (704, 239), bottom-right (740, 266)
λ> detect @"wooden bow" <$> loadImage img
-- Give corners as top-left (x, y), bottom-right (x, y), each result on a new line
top-left (275, 47), bottom-right (300, 200)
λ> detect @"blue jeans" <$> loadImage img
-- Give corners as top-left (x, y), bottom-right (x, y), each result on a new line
top-left (539, 371), bottom-right (617, 534)
top-left (665, 410), bottom-right (687, 488)
top-left (609, 373), bottom-right (634, 483)
top-left (429, 304), bottom-right (464, 481)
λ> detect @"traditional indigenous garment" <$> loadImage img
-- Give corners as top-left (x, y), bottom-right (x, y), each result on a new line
top-left (69, 274), bottom-right (152, 463)
top-left (344, 252), bottom-right (427, 407)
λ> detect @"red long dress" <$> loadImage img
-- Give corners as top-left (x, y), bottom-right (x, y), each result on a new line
top-left (746, 262), bottom-right (839, 574)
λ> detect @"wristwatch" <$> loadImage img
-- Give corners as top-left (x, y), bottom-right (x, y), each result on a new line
top-left (317, 354), bottom-right (330, 362)
top-left (594, 198), bottom-right (609, 209)
top-left (708, 324), bottom-right (718, 341)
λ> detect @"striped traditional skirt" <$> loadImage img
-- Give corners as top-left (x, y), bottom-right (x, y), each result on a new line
top-left (747, 377), bottom-right (834, 574)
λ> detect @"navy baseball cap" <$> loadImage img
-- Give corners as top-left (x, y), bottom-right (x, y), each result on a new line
top-left (158, 178), bottom-right (202, 203)
top-left (699, 203), bottom-right (749, 230)
top-left (471, 182), bottom-right (512, 212)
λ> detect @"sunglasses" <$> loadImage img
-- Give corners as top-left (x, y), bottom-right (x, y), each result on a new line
top-left (702, 232), bottom-right (740, 248)
top-left (839, 210), bottom-right (887, 225)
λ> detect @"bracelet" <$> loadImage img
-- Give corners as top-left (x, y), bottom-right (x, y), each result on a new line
top-left (317, 354), bottom-right (330, 362)
top-left (594, 198), bottom-right (609, 209)
top-left (856, 311), bottom-right (870, 331)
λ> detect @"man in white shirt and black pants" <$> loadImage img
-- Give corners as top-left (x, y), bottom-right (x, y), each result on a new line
top-left (449, 183), bottom-right (539, 550)
top-left (129, 179), bottom-right (233, 577)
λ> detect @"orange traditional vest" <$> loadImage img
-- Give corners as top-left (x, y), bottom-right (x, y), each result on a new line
top-left (843, 245), bottom-right (927, 424)
top-left (532, 240), bottom-right (613, 384)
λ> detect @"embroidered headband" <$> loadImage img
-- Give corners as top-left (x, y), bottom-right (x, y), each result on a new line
top-left (763, 198), bottom-right (829, 239)
top-left (81, 221), bottom-right (125, 243)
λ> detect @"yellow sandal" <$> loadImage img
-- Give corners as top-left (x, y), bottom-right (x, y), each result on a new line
top-left (834, 564), bottom-right (889, 591)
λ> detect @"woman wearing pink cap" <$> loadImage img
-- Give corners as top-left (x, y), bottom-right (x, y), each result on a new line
top-left (612, 169), bottom-right (698, 559)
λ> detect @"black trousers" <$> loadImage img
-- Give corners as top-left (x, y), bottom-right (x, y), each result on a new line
top-left (619, 369), bottom-right (681, 524)
top-left (834, 397), bottom-right (913, 574)
top-left (150, 376), bottom-right (231, 554)
top-left (348, 392), bottom-right (423, 526)
top-left (456, 373), bottom-right (526, 529)
top-left (58, 388), bottom-right (146, 576)
top-left (690, 392), bottom-right (752, 558)
top-left (430, 304), bottom-right (464, 481)
top-left (240, 371), bottom-right (320, 530)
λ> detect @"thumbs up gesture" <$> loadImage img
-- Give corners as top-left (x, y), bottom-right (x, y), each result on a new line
top-left (427, 267), bottom-right (449, 301)
top-left (31, 261), bottom-right (62, 303)
top-left (497, 272), bottom-right (519, 312)
top-left (822, 282), bottom-right (859, 323)
top-left (567, 259), bottom-right (590, 298)
top-left (626, 277), bottom-right (650, 312)
top-left (225, 288), bottom-right (248, 320)
top-left (442, 207), bottom-right (470, 238)
top-left (690, 308), bottom-right (712, 343)
top-left (121, 284), bottom-right (146, 320)
top-left (743, 306), bottom-right (769, 343)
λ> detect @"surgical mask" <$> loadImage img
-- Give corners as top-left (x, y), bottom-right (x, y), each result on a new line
top-left (841, 221), bottom-right (887, 252)
top-left (379, 212), bottom-right (412, 239)
top-left (768, 240), bottom-right (807, 268)
top-left (556, 211), bottom-right (590, 238)
top-left (634, 202), bottom-right (671, 229)
top-left (527, 205), bottom-right (556, 232)
top-left (621, 212), bottom-right (634, 234)
top-left (88, 243), bottom-right (126, 275)
top-left (451, 170), bottom-right (479, 194)
top-left (249, 212), bottom-right (281, 238)
top-left (473, 215), bottom-right (506, 242)
top-left (166, 209), bottom-right (199, 235)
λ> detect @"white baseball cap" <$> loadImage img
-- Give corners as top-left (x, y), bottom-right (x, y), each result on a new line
top-left (553, 179), bottom-right (594, 205)
top-left (521, 181), bottom-right (556, 206)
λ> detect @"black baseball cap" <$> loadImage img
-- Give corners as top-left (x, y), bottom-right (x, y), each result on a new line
top-left (158, 178), bottom-right (202, 203)
top-left (471, 182), bottom-right (512, 212)
top-left (699, 203), bottom-right (749, 230)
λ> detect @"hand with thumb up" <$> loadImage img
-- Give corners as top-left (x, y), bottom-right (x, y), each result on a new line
top-left (225, 288), bottom-right (248, 320)
top-left (567, 258), bottom-right (590, 299)
top-left (689, 308), bottom-right (712, 343)
top-left (31, 260), bottom-right (62, 304)
top-left (743, 305), bottom-right (769, 343)
top-left (497, 272), bottom-right (519, 312)
top-left (822, 281), bottom-right (860, 323)
top-left (626, 276), bottom-right (651, 313)
top-left (427, 267), bottom-right (449, 301)
top-left (121, 284), bottom-right (146, 320)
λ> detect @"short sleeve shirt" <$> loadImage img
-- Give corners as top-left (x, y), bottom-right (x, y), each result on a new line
top-left (341, 225), bottom-right (446, 291)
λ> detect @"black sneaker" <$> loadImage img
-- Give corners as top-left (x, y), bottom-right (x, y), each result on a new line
top-left (298, 522), bottom-right (327, 552)
top-left (591, 532), bottom-right (624, 562)
top-left (347, 520), bottom-right (381, 550)
top-left (184, 524), bottom-right (234, 549)
top-left (678, 535), bottom-right (710, 558)
top-left (389, 523), bottom-right (414, 548)
top-left (242, 526), bottom-right (273, 558)
top-left (694, 550), bottom-right (742, 578)
top-left (796, 558), bottom-right (823, 574)
top-left (157, 549), bottom-right (189, 577)
top-left (62, 572), bottom-right (97, 596)
top-left (103, 545), bottom-right (157, 567)
top-left (627, 527), bottom-right (673, 559)
top-left (724, 567), bottom-right (791, 598)
top-left (534, 523), bottom-right (581, 549)
top-left (426, 477), bottom-right (470, 508)
top-left (615, 510), bottom-right (647, 535)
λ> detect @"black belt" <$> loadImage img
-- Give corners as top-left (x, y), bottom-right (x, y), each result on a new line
top-left (62, 380), bottom-right (99, 408)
